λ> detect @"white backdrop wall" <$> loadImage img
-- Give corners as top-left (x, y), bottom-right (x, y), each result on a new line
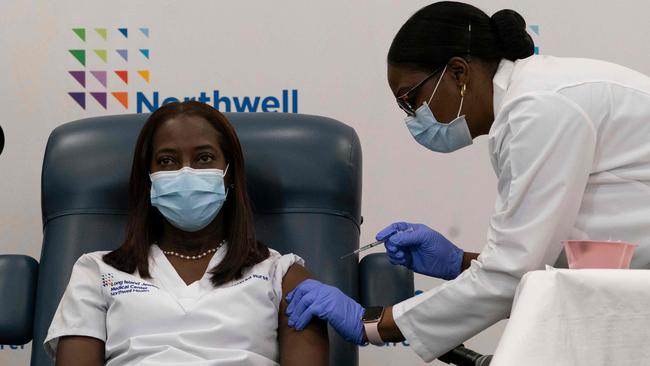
top-left (1, 1), bottom-right (649, 365)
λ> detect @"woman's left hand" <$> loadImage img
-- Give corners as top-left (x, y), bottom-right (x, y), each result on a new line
top-left (286, 279), bottom-right (365, 345)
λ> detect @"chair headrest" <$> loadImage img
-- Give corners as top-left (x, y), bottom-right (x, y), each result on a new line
top-left (41, 112), bottom-right (362, 227)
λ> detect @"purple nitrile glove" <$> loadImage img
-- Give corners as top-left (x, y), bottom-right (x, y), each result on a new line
top-left (286, 279), bottom-right (365, 345)
top-left (377, 222), bottom-right (464, 280)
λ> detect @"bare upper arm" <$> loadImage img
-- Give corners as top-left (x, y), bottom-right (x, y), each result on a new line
top-left (55, 336), bottom-right (104, 366)
top-left (278, 264), bottom-right (329, 366)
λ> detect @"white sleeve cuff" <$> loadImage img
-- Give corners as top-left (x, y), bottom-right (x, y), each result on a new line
top-left (393, 298), bottom-right (437, 362)
top-left (270, 252), bottom-right (305, 308)
top-left (43, 327), bottom-right (106, 359)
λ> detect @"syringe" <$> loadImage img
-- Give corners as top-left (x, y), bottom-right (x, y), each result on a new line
top-left (340, 227), bottom-right (414, 259)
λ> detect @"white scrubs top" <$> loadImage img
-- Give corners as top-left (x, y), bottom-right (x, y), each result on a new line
top-left (393, 55), bottom-right (650, 361)
top-left (44, 245), bottom-right (303, 365)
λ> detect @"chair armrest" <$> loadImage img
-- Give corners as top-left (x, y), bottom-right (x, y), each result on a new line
top-left (0, 255), bottom-right (38, 344)
top-left (358, 253), bottom-right (413, 307)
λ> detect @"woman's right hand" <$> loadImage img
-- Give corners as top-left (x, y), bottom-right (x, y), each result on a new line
top-left (377, 222), bottom-right (464, 280)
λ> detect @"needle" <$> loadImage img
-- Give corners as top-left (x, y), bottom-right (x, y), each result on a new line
top-left (340, 227), bottom-right (414, 259)
top-left (340, 240), bottom-right (386, 259)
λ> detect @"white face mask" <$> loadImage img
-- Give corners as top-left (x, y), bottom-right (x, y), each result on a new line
top-left (405, 65), bottom-right (473, 153)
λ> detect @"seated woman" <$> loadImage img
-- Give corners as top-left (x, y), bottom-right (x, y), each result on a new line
top-left (43, 101), bottom-right (328, 366)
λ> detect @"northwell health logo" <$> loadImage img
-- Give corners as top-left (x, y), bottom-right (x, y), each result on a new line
top-left (67, 27), bottom-right (299, 114)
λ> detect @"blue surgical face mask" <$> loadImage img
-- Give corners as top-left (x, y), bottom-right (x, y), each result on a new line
top-left (405, 65), bottom-right (473, 153)
top-left (150, 165), bottom-right (229, 232)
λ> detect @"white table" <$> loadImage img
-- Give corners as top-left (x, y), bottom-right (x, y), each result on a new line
top-left (491, 268), bottom-right (650, 366)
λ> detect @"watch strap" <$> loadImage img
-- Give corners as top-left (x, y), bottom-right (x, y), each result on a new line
top-left (363, 308), bottom-right (385, 346)
top-left (364, 321), bottom-right (384, 346)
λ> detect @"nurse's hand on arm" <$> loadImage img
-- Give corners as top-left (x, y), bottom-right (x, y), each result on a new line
top-left (279, 265), bottom-right (329, 366)
top-left (378, 222), bottom-right (469, 280)
top-left (55, 336), bottom-right (104, 366)
top-left (285, 279), bottom-right (405, 344)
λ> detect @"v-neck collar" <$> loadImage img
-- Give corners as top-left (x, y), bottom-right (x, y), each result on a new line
top-left (149, 243), bottom-right (228, 312)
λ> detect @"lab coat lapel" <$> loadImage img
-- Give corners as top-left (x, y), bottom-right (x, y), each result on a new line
top-left (489, 59), bottom-right (516, 176)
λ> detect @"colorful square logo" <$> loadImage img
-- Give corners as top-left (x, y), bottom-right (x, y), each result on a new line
top-left (101, 273), bottom-right (115, 287)
top-left (68, 27), bottom-right (151, 110)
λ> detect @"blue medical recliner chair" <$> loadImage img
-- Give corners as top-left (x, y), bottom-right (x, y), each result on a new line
top-left (0, 112), bottom-right (415, 366)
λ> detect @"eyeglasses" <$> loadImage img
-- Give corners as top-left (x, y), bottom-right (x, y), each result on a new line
top-left (395, 66), bottom-right (445, 117)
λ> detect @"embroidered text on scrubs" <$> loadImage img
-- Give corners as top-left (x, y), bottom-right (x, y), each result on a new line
top-left (108, 279), bottom-right (159, 296)
top-left (229, 274), bottom-right (270, 287)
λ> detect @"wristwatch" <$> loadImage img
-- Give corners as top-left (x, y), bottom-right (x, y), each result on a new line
top-left (362, 306), bottom-right (385, 346)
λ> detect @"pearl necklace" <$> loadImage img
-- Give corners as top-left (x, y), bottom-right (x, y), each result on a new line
top-left (158, 239), bottom-right (226, 260)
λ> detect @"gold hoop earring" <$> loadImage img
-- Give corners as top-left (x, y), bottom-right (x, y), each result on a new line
top-left (460, 84), bottom-right (467, 97)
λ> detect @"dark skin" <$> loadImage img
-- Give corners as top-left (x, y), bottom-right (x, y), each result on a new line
top-left (388, 57), bottom-right (498, 138)
top-left (368, 58), bottom-right (497, 342)
top-left (56, 115), bottom-right (328, 365)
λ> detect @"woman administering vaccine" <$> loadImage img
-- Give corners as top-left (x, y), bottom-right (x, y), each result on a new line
top-left (286, 1), bottom-right (650, 362)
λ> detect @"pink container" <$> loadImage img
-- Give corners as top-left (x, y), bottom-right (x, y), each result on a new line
top-left (563, 240), bottom-right (636, 269)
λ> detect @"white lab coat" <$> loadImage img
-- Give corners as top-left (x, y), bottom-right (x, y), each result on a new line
top-left (44, 246), bottom-right (303, 365)
top-left (393, 55), bottom-right (650, 362)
